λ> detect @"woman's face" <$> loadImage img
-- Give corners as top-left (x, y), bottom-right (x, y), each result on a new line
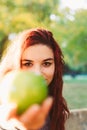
top-left (21, 44), bottom-right (55, 85)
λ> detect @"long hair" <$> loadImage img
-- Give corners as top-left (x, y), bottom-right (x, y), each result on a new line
top-left (0, 28), bottom-right (69, 130)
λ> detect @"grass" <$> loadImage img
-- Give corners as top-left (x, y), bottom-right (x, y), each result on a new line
top-left (63, 75), bottom-right (87, 110)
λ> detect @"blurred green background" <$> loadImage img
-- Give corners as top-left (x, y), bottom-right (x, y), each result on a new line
top-left (0, 0), bottom-right (87, 110)
top-left (63, 75), bottom-right (87, 109)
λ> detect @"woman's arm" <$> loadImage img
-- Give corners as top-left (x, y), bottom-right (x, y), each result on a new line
top-left (0, 97), bottom-right (53, 130)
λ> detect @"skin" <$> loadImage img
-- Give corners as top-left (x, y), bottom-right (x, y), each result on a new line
top-left (0, 98), bottom-right (53, 129)
top-left (0, 44), bottom-right (55, 130)
top-left (21, 44), bottom-right (55, 85)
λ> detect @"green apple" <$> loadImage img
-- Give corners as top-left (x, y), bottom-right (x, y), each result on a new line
top-left (0, 70), bottom-right (48, 115)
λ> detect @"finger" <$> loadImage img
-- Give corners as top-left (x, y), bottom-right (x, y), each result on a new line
top-left (33, 97), bottom-right (53, 122)
top-left (20, 104), bottom-right (40, 124)
top-left (41, 97), bottom-right (53, 117)
top-left (7, 103), bottom-right (17, 119)
top-left (20, 97), bottom-right (53, 123)
top-left (19, 97), bottom-right (53, 129)
top-left (0, 103), bottom-right (17, 121)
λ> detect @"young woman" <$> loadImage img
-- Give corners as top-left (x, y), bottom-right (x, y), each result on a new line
top-left (0, 28), bottom-right (69, 130)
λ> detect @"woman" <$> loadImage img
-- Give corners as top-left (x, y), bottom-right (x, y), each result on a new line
top-left (0, 28), bottom-right (69, 130)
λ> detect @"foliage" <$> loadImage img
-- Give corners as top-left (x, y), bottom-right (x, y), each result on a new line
top-left (0, 0), bottom-right (59, 56)
top-left (62, 9), bottom-right (87, 71)
top-left (50, 8), bottom-right (87, 71)
top-left (0, 0), bottom-right (87, 72)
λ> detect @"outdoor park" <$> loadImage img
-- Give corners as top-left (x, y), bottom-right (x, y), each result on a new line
top-left (63, 75), bottom-right (87, 109)
top-left (0, 0), bottom-right (87, 129)
top-left (0, 0), bottom-right (87, 111)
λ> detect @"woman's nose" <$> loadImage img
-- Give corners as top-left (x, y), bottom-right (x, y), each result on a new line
top-left (31, 65), bottom-right (42, 75)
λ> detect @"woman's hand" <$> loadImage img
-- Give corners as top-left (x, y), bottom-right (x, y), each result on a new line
top-left (0, 97), bottom-right (53, 130)
top-left (20, 97), bottom-right (53, 129)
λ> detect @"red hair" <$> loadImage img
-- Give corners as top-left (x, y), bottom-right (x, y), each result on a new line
top-left (0, 28), bottom-right (69, 130)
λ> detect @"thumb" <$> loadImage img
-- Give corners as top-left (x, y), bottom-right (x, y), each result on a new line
top-left (0, 103), bottom-right (17, 120)
top-left (7, 103), bottom-right (17, 119)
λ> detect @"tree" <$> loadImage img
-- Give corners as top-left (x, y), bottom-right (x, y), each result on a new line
top-left (50, 8), bottom-right (87, 72)
top-left (0, 0), bottom-right (87, 73)
top-left (0, 0), bottom-right (59, 57)
top-left (62, 9), bottom-right (87, 71)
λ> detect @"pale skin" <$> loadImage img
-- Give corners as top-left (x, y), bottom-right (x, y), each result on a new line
top-left (0, 44), bottom-right (55, 130)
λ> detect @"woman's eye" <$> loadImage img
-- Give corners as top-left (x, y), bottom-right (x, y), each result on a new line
top-left (22, 62), bottom-right (33, 67)
top-left (43, 62), bottom-right (52, 67)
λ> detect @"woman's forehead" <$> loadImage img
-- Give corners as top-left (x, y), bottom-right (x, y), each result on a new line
top-left (21, 44), bottom-right (54, 60)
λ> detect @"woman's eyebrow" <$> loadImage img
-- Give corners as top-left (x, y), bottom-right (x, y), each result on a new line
top-left (43, 58), bottom-right (54, 62)
top-left (21, 59), bottom-right (32, 62)
top-left (21, 58), bottom-right (54, 62)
